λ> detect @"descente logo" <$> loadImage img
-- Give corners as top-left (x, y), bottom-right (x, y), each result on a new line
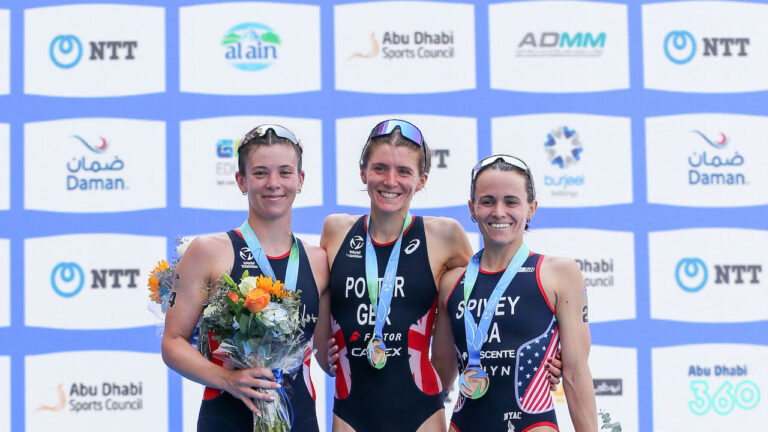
top-left (223, 23), bottom-right (280, 71)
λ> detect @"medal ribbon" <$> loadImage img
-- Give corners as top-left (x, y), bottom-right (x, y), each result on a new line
top-left (239, 221), bottom-right (300, 291)
top-left (365, 213), bottom-right (413, 341)
top-left (463, 243), bottom-right (529, 367)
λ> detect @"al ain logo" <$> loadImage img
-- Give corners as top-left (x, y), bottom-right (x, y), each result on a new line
top-left (35, 383), bottom-right (67, 412)
top-left (349, 33), bottom-right (379, 60)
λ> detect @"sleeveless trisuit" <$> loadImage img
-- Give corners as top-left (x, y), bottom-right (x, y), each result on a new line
top-left (197, 229), bottom-right (320, 432)
top-left (447, 253), bottom-right (559, 432)
top-left (330, 216), bottom-right (444, 432)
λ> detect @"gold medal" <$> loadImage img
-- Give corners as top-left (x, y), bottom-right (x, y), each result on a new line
top-left (366, 336), bottom-right (387, 369)
top-left (459, 366), bottom-right (490, 399)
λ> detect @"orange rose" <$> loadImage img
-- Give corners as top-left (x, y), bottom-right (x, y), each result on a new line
top-left (228, 291), bottom-right (240, 303)
top-left (256, 274), bottom-right (287, 298)
top-left (244, 288), bottom-right (270, 313)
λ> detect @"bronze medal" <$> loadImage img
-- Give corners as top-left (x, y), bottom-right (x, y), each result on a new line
top-left (459, 366), bottom-right (490, 399)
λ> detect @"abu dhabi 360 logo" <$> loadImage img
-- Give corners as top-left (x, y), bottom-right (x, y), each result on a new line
top-left (222, 23), bottom-right (281, 71)
top-left (664, 30), bottom-right (749, 65)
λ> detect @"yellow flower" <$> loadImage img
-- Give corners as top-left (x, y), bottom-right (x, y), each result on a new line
top-left (148, 260), bottom-right (170, 303)
top-left (256, 274), bottom-right (287, 298)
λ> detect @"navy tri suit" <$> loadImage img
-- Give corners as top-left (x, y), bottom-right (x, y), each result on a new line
top-left (447, 252), bottom-right (560, 432)
top-left (197, 229), bottom-right (320, 432)
top-left (330, 216), bottom-right (445, 432)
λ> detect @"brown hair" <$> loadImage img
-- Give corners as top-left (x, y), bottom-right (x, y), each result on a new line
top-left (470, 158), bottom-right (536, 230)
top-left (237, 126), bottom-right (302, 175)
top-left (359, 127), bottom-right (431, 176)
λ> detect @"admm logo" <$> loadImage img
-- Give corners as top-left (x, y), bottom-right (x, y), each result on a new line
top-left (49, 34), bottom-right (138, 69)
top-left (222, 23), bottom-right (280, 71)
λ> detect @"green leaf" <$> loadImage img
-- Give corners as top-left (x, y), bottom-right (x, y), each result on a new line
top-left (221, 273), bottom-right (237, 288)
top-left (221, 33), bottom-right (240, 45)
top-left (261, 32), bottom-right (281, 45)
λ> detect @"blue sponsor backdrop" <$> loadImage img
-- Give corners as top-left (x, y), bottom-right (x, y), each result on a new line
top-left (2, 0), bottom-right (767, 431)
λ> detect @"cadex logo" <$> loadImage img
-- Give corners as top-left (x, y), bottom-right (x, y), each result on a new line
top-left (676, 257), bottom-right (762, 293)
top-left (49, 34), bottom-right (138, 69)
top-left (222, 23), bottom-right (280, 71)
top-left (664, 30), bottom-right (749, 65)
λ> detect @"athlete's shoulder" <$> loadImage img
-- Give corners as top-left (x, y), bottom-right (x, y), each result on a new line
top-left (176, 232), bottom-right (234, 282)
top-left (540, 255), bottom-right (583, 294)
top-left (439, 265), bottom-right (467, 302)
top-left (321, 213), bottom-right (359, 238)
top-left (299, 239), bottom-right (330, 292)
top-left (185, 232), bottom-right (232, 260)
top-left (423, 216), bottom-right (464, 242)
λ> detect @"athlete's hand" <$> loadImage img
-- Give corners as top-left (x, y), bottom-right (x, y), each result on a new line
top-left (223, 368), bottom-right (280, 415)
top-left (327, 337), bottom-right (339, 377)
top-left (547, 350), bottom-right (563, 391)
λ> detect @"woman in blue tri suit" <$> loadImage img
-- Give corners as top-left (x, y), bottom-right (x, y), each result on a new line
top-left (432, 154), bottom-right (597, 432)
top-left (320, 119), bottom-right (475, 432)
top-left (161, 125), bottom-right (331, 431)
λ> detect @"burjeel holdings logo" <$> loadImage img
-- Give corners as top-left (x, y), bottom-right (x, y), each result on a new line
top-left (543, 126), bottom-right (584, 198)
top-left (664, 31), bottom-right (696, 64)
top-left (51, 262), bottom-right (85, 298)
top-left (222, 23), bottom-right (281, 71)
top-left (675, 257), bottom-right (707, 292)
top-left (50, 35), bottom-right (83, 69)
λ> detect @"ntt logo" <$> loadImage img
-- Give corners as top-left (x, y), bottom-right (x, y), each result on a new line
top-left (664, 30), bottom-right (696, 65)
top-left (50, 35), bottom-right (83, 69)
top-left (51, 262), bottom-right (85, 298)
top-left (675, 257), bottom-right (708, 292)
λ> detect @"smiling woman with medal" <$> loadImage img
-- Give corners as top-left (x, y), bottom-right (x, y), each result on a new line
top-left (320, 120), bottom-right (475, 432)
top-left (433, 155), bottom-right (597, 432)
top-left (161, 125), bottom-right (331, 432)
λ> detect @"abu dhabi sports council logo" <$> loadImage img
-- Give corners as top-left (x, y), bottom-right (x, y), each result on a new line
top-left (51, 262), bottom-right (85, 298)
top-left (664, 31), bottom-right (696, 64)
top-left (36, 381), bottom-right (145, 414)
top-left (664, 30), bottom-right (749, 65)
top-left (348, 31), bottom-right (456, 61)
top-left (676, 258), bottom-right (708, 292)
top-left (222, 23), bottom-right (281, 71)
top-left (545, 126), bottom-right (583, 169)
top-left (50, 35), bottom-right (83, 69)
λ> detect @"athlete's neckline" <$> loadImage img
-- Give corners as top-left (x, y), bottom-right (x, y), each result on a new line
top-left (234, 229), bottom-right (293, 259)
top-left (364, 215), bottom-right (416, 246)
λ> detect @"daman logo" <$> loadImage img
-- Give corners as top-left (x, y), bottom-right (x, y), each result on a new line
top-left (687, 130), bottom-right (746, 187)
top-left (223, 23), bottom-right (280, 71)
top-left (66, 135), bottom-right (127, 192)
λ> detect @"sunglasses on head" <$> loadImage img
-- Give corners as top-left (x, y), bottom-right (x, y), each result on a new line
top-left (471, 154), bottom-right (530, 182)
top-left (361, 119), bottom-right (427, 169)
top-left (240, 124), bottom-right (303, 151)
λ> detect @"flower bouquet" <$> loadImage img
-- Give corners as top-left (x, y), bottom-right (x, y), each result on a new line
top-left (200, 272), bottom-right (306, 432)
top-left (147, 237), bottom-right (192, 313)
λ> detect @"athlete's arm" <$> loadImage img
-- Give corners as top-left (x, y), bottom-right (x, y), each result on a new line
top-left (543, 256), bottom-right (597, 432)
top-left (304, 241), bottom-right (332, 374)
top-left (424, 217), bottom-right (473, 282)
top-left (319, 214), bottom-right (357, 376)
top-left (161, 235), bottom-right (280, 415)
top-left (432, 266), bottom-right (464, 390)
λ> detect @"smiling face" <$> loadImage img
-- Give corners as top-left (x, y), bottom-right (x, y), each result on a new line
top-left (469, 168), bottom-right (537, 248)
top-left (360, 143), bottom-right (427, 215)
top-left (236, 142), bottom-right (304, 220)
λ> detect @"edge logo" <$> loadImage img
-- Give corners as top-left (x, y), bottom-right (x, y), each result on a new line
top-left (50, 35), bottom-right (83, 69)
top-left (223, 23), bottom-right (281, 71)
top-left (51, 262), bottom-right (85, 298)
